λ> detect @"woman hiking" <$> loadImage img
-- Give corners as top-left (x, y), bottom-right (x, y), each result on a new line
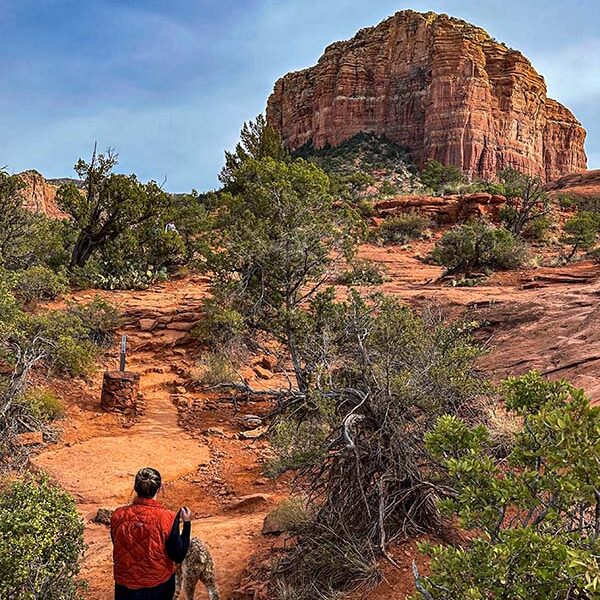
top-left (111, 467), bottom-right (191, 600)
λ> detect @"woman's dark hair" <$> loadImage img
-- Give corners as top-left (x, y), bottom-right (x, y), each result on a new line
top-left (134, 467), bottom-right (162, 498)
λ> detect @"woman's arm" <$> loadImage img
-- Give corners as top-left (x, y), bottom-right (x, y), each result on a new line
top-left (165, 508), bottom-right (191, 563)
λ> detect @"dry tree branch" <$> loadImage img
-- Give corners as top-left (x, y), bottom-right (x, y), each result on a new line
top-left (412, 561), bottom-right (435, 600)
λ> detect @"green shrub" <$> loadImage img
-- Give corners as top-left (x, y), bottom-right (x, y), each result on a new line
top-left (379, 180), bottom-right (397, 197)
top-left (497, 170), bottom-right (550, 236)
top-left (192, 300), bottom-right (248, 351)
top-left (557, 193), bottom-right (576, 209)
top-left (10, 266), bottom-right (68, 305)
top-left (413, 373), bottom-right (600, 600)
top-left (17, 387), bottom-right (64, 422)
top-left (67, 296), bottom-right (121, 347)
top-left (264, 497), bottom-right (312, 534)
top-left (523, 214), bottom-right (551, 241)
top-left (266, 396), bottom-right (334, 477)
top-left (355, 198), bottom-right (376, 219)
top-left (561, 210), bottom-right (600, 260)
top-left (0, 474), bottom-right (84, 599)
top-left (272, 526), bottom-right (381, 600)
top-left (49, 335), bottom-right (97, 377)
top-left (431, 222), bottom-right (526, 276)
top-left (420, 159), bottom-right (464, 194)
top-left (23, 310), bottom-right (98, 376)
top-left (490, 226), bottom-right (528, 269)
top-left (336, 260), bottom-right (384, 286)
top-left (190, 352), bottom-right (237, 387)
top-left (376, 212), bottom-right (430, 244)
top-left (572, 195), bottom-right (600, 213)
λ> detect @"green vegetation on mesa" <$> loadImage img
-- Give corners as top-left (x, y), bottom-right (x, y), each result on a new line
top-left (294, 131), bottom-right (424, 201)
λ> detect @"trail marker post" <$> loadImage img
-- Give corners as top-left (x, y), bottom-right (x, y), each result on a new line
top-left (119, 335), bottom-right (127, 372)
top-left (101, 335), bottom-right (138, 414)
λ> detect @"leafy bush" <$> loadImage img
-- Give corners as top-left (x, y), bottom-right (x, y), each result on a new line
top-left (557, 193), bottom-right (577, 209)
top-left (497, 169), bottom-right (550, 237)
top-left (273, 528), bottom-right (381, 600)
top-left (10, 266), bottom-right (68, 305)
top-left (431, 222), bottom-right (526, 276)
top-left (561, 210), bottom-right (600, 260)
top-left (0, 286), bottom-right (112, 468)
top-left (572, 195), bottom-right (600, 213)
top-left (67, 296), bottom-right (121, 347)
top-left (420, 159), bottom-right (464, 194)
top-left (0, 170), bottom-right (37, 270)
top-left (192, 300), bottom-right (248, 352)
top-left (0, 474), bottom-right (84, 599)
top-left (17, 387), bottom-right (64, 422)
top-left (269, 292), bottom-right (486, 597)
top-left (376, 212), bottom-right (430, 244)
top-left (413, 372), bottom-right (600, 600)
top-left (355, 198), bottom-right (376, 219)
top-left (336, 260), bottom-right (384, 286)
top-left (190, 352), bottom-right (237, 387)
top-left (266, 414), bottom-right (331, 476)
top-left (523, 214), bottom-right (552, 241)
top-left (379, 180), bottom-right (397, 197)
top-left (46, 332), bottom-right (97, 377)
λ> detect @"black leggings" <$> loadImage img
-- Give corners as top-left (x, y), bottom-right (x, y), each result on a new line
top-left (114, 574), bottom-right (176, 600)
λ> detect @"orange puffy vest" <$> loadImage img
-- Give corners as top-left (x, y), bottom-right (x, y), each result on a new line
top-left (111, 497), bottom-right (176, 590)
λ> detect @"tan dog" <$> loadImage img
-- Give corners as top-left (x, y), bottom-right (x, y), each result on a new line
top-left (174, 537), bottom-right (220, 600)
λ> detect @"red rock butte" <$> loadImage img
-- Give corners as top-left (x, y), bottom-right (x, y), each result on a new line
top-left (266, 10), bottom-right (587, 182)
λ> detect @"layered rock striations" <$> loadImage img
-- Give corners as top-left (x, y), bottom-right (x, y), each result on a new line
top-left (267, 10), bottom-right (587, 182)
top-left (18, 170), bottom-right (65, 218)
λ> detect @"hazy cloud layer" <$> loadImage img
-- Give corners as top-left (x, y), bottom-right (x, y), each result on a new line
top-left (0, 0), bottom-right (597, 191)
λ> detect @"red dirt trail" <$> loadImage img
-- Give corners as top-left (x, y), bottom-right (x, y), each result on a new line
top-left (33, 247), bottom-right (600, 599)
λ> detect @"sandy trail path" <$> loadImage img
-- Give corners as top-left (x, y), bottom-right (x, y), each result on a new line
top-left (32, 252), bottom-right (600, 599)
top-left (35, 277), bottom-right (272, 599)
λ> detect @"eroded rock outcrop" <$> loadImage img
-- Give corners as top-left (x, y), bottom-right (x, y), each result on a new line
top-left (375, 192), bottom-right (506, 224)
top-left (267, 10), bottom-right (587, 182)
top-left (17, 170), bottom-right (65, 218)
top-left (547, 169), bottom-right (600, 200)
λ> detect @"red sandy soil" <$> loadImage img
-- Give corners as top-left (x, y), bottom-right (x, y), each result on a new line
top-left (31, 243), bottom-right (600, 598)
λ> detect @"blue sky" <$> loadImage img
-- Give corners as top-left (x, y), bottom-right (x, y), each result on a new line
top-left (1, 0), bottom-right (598, 191)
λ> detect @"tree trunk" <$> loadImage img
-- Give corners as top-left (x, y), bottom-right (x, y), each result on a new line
top-left (70, 233), bottom-right (96, 268)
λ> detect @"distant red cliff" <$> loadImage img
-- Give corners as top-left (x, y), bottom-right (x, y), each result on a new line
top-left (267, 10), bottom-right (587, 182)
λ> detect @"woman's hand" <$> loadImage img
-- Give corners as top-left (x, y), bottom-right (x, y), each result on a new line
top-left (180, 506), bottom-right (192, 522)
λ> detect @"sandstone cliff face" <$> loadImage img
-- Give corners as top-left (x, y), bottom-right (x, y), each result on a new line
top-left (17, 170), bottom-right (65, 218)
top-left (267, 10), bottom-right (587, 182)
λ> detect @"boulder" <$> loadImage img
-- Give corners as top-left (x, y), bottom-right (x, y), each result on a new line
top-left (226, 493), bottom-right (272, 513)
top-left (92, 507), bottom-right (114, 525)
top-left (255, 354), bottom-right (278, 371)
top-left (239, 426), bottom-right (268, 440)
top-left (253, 366), bottom-right (273, 380)
top-left (139, 318), bottom-right (158, 332)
